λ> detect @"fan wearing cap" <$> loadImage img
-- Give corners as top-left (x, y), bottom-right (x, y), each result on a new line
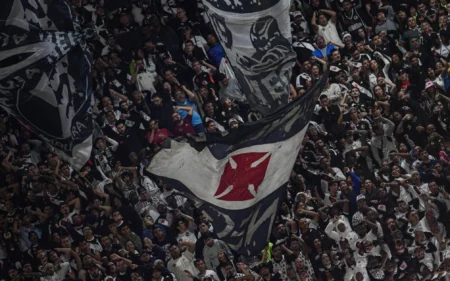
top-left (311, 9), bottom-right (343, 46)
top-left (228, 118), bottom-right (239, 130)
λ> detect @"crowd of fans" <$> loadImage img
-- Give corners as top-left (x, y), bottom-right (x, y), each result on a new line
top-left (5, 0), bottom-right (450, 281)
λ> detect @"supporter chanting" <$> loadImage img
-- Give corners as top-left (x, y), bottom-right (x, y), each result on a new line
top-left (4, 0), bottom-right (450, 281)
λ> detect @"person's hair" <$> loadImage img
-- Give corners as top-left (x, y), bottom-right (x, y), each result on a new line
top-left (194, 259), bottom-right (204, 266)
top-left (115, 120), bottom-right (126, 127)
top-left (330, 49), bottom-right (340, 57)
top-left (205, 120), bottom-right (215, 128)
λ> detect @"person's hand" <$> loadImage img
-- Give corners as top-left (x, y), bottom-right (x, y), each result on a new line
top-left (311, 56), bottom-right (317, 61)
top-left (184, 271), bottom-right (194, 279)
top-left (380, 182), bottom-right (386, 187)
top-left (210, 88), bottom-right (216, 96)
top-left (404, 134), bottom-right (409, 140)
top-left (68, 271), bottom-right (76, 280)
top-left (110, 253), bottom-right (121, 260)
top-left (432, 169), bottom-right (441, 178)
top-left (130, 264), bottom-right (138, 270)
top-left (333, 216), bottom-right (339, 223)
top-left (118, 249), bottom-right (128, 256)
top-left (370, 200), bottom-right (378, 204)
top-left (416, 126), bottom-right (425, 133)
top-left (143, 237), bottom-right (153, 248)
top-left (343, 167), bottom-right (350, 174)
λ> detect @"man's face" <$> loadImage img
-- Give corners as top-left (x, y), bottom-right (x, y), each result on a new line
top-left (106, 112), bottom-right (116, 123)
top-left (207, 122), bottom-right (216, 132)
top-left (96, 139), bottom-right (105, 150)
top-left (332, 51), bottom-right (341, 62)
top-left (136, 61), bottom-right (144, 72)
top-left (343, 1), bottom-right (352, 11)
top-left (177, 8), bottom-right (186, 19)
top-left (61, 237), bottom-right (71, 248)
top-left (318, 14), bottom-right (327, 25)
top-left (152, 96), bottom-right (162, 107)
top-left (172, 113), bottom-right (181, 123)
top-left (117, 261), bottom-right (127, 272)
top-left (185, 42), bottom-right (194, 52)
top-left (316, 36), bottom-right (325, 47)
top-left (408, 17), bottom-right (416, 28)
top-left (418, 3), bottom-right (426, 12)
top-left (117, 124), bottom-right (126, 135)
top-left (169, 245), bottom-right (181, 258)
top-left (193, 62), bottom-right (201, 72)
top-left (195, 260), bottom-right (206, 271)
top-left (207, 35), bottom-right (217, 45)
top-left (205, 238), bottom-right (214, 247)
top-left (113, 212), bottom-right (122, 222)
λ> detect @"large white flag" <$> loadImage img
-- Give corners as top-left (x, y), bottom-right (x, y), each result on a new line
top-left (202, 0), bottom-right (297, 115)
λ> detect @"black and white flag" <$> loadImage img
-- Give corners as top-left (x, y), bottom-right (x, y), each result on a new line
top-left (148, 72), bottom-right (329, 256)
top-left (203, 0), bottom-right (297, 115)
top-left (0, 0), bottom-right (94, 168)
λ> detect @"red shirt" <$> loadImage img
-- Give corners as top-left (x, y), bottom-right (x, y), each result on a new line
top-left (401, 81), bottom-right (411, 89)
top-left (174, 114), bottom-right (197, 137)
top-left (146, 128), bottom-right (173, 145)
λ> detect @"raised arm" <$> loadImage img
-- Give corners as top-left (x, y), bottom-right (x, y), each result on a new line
top-left (320, 9), bottom-right (337, 23)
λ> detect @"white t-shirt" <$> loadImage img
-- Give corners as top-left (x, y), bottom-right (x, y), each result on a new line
top-left (168, 250), bottom-right (198, 281)
top-left (183, 36), bottom-right (208, 56)
top-left (318, 20), bottom-right (343, 45)
top-left (432, 44), bottom-right (450, 59)
top-left (198, 270), bottom-right (220, 281)
top-left (135, 71), bottom-right (157, 94)
top-left (177, 230), bottom-right (197, 244)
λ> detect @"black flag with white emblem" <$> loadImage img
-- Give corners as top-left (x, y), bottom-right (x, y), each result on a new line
top-left (0, 0), bottom-right (94, 168)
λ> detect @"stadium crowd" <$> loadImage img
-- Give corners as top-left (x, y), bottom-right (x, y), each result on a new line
top-left (4, 0), bottom-right (450, 280)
